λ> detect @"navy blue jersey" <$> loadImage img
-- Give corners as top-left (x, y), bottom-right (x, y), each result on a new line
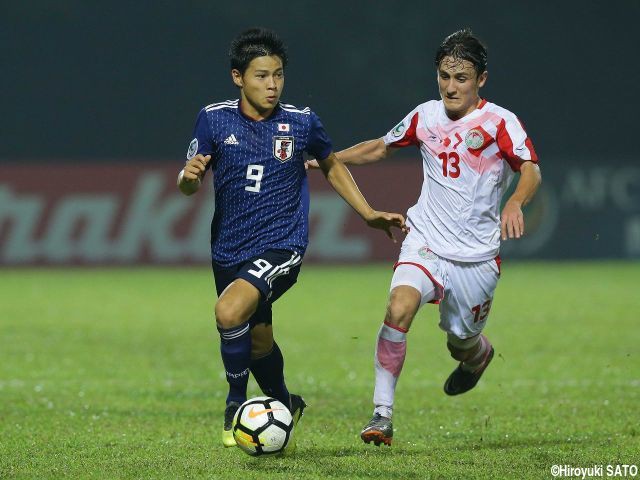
top-left (186, 99), bottom-right (333, 267)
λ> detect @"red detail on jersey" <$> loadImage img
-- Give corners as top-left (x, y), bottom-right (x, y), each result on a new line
top-left (518, 118), bottom-right (539, 163)
top-left (443, 137), bottom-right (451, 147)
top-left (453, 132), bottom-right (463, 149)
top-left (496, 119), bottom-right (539, 172)
top-left (390, 113), bottom-right (420, 147)
top-left (393, 261), bottom-right (444, 304)
top-left (384, 320), bottom-right (408, 333)
top-left (524, 135), bottom-right (538, 163)
top-left (478, 98), bottom-right (487, 109)
top-left (496, 119), bottom-right (523, 172)
top-left (466, 125), bottom-right (496, 157)
top-left (495, 255), bottom-right (501, 276)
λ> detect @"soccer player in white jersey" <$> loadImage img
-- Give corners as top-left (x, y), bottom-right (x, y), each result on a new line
top-left (311, 28), bottom-right (541, 446)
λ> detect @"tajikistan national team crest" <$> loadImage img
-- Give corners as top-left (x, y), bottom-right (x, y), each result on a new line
top-left (273, 136), bottom-right (295, 162)
top-left (465, 129), bottom-right (485, 149)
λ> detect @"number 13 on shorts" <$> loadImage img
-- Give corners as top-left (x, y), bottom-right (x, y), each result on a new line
top-left (471, 300), bottom-right (492, 323)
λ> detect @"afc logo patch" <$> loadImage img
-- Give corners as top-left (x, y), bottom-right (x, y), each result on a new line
top-left (273, 136), bottom-right (294, 162)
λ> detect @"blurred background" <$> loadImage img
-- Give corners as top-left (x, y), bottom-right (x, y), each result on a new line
top-left (2, 0), bottom-right (639, 265)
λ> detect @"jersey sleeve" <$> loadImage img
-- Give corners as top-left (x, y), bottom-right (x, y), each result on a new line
top-left (306, 112), bottom-right (333, 160)
top-left (496, 114), bottom-right (538, 172)
top-left (185, 108), bottom-right (214, 162)
top-left (383, 108), bottom-right (420, 148)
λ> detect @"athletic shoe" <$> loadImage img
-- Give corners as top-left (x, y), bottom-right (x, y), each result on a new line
top-left (444, 346), bottom-right (495, 396)
top-left (360, 413), bottom-right (393, 446)
top-left (282, 393), bottom-right (307, 454)
top-left (289, 393), bottom-right (307, 425)
top-left (221, 401), bottom-right (240, 447)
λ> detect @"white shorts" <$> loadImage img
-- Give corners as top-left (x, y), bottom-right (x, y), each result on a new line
top-left (390, 235), bottom-right (501, 339)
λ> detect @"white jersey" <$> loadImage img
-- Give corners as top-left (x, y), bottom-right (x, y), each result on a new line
top-left (383, 99), bottom-right (538, 262)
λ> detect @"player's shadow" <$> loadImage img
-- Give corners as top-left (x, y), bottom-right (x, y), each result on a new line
top-left (243, 445), bottom-right (446, 479)
top-left (243, 436), bottom-right (597, 479)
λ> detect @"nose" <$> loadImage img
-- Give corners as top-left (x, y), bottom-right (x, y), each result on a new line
top-left (267, 75), bottom-right (277, 90)
top-left (445, 78), bottom-right (456, 95)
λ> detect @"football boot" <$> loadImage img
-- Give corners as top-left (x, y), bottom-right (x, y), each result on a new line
top-left (221, 401), bottom-right (241, 447)
top-left (360, 413), bottom-right (393, 446)
top-left (444, 347), bottom-right (495, 396)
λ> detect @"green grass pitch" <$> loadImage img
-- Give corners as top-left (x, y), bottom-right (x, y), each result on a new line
top-left (1, 262), bottom-right (639, 479)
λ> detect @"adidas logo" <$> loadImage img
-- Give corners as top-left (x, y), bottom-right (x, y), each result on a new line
top-left (224, 134), bottom-right (239, 145)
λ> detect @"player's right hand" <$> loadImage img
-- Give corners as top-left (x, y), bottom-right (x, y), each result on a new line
top-left (365, 211), bottom-right (409, 243)
top-left (182, 154), bottom-right (212, 182)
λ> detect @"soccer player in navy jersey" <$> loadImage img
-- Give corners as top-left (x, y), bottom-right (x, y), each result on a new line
top-left (177, 28), bottom-right (408, 448)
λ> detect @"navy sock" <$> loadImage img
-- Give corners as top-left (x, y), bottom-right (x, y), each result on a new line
top-left (250, 342), bottom-right (290, 407)
top-left (218, 322), bottom-right (251, 405)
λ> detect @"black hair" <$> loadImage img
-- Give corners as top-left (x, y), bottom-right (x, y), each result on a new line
top-left (229, 28), bottom-right (288, 74)
top-left (434, 28), bottom-right (487, 77)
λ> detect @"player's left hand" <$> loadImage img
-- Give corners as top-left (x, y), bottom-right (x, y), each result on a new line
top-left (365, 211), bottom-right (409, 243)
top-left (501, 200), bottom-right (524, 240)
top-left (304, 159), bottom-right (320, 170)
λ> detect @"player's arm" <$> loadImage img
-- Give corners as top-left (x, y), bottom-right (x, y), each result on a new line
top-left (318, 152), bottom-right (408, 241)
top-left (177, 154), bottom-right (211, 196)
top-left (336, 138), bottom-right (397, 165)
top-left (500, 161), bottom-right (542, 240)
top-left (306, 138), bottom-right (396, 169)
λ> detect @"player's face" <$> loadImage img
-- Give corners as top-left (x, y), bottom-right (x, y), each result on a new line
top-left (437, 56), bottom-right (487, 120)
top-left (232, 55), bottom-right (284, 120)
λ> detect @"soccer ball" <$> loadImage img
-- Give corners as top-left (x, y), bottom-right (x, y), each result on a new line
top-left (232, 396), bottom-right (294, 456)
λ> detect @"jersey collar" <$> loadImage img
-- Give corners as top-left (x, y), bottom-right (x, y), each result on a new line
top-left (237, 98), bottom-right (281, 122)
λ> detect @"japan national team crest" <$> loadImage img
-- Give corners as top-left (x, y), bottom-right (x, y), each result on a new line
top-left (273, 136), bottom-right (295, 162)
top-left (465, 129), bottom-right (485, 149)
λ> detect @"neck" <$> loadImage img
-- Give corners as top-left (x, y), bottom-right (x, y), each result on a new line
top-left (445, 96), bottom-right (482, 121)
top-left (239, 93), bottom-right (274, 121)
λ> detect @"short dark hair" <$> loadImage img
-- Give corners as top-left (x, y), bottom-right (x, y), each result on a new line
top-left (229, 28), bottom-right (288, 74)
top-left (434, 28), bottom-right (487, 77)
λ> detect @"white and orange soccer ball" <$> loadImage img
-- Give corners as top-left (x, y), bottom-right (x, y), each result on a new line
top-left (232, 396), bottom-right (294, 456)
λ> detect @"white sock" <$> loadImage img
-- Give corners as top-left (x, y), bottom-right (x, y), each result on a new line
top-left (372, 321), bottom-right (408, 419)
top-left (461, 334), bottom-right (492, 372)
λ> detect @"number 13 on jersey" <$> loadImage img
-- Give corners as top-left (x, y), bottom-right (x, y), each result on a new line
top-left (437, 152), bottom-right (460, 178)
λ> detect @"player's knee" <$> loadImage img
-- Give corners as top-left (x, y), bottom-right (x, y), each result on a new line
top-left (447, 335), bottom-right (480, 361)
top-left (214, 300), bottom-right (244, 328)
top-left (385, 297), bottom-right (417, 329)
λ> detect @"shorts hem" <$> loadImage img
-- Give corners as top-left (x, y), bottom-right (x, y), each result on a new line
top-left (394, 261), bottom-right (445, 303)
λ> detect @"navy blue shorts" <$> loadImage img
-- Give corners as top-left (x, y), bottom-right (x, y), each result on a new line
top-left (211, 249), bottom-right (303, 327)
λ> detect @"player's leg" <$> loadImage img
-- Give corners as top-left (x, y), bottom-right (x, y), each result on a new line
top-left (240, 250), bottom-right (305, 419)
top-left (440, 258), bottom-right (499, 396)
top-left (250, 322), bottom-right (292, 407)
top-left (212, 261), bottom-right (262, 447)
top-left (443, 332), bottom-right (494, 395)
top-left (242, 250), bottom-right (304, 453)
top-left (215, 279), bottom-right (261, 403)
top-left (362, 262), bottom-right (442, 446)
top-left (372, 285), bottom-right (421, 417)
top-left (214, 277), bottom-right (261, 446)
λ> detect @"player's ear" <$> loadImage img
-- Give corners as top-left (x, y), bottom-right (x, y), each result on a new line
top-left (231, 69), bottom-right (243, 88)
top-left (478, 70), bottom-right (488, 88)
